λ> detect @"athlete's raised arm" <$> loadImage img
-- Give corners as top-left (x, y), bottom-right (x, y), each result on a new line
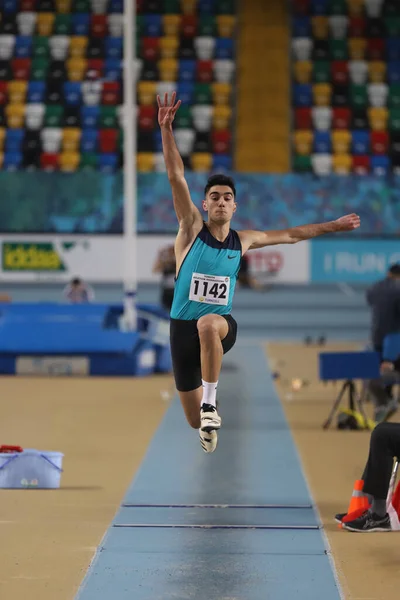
top-left (158, 92), bottom-right (203, 232)
top-left (239, 214), bottom-right (360, 253)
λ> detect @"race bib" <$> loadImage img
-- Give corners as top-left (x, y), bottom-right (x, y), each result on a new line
top-left (189, 272), bottom-right (230, 306)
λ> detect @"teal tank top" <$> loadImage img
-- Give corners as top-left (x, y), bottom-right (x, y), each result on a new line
top-left (170, 223), bottom-right (242, 320)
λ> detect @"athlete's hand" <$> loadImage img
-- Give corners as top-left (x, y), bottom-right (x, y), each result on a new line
top-left (334, 213), bottom-right (360, 232)
top-left (157, 92), bottom-right (181, 129)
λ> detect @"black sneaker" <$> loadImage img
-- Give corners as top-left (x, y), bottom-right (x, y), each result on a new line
top-left (342, 510), bottom-right (392, 533)
top-left (334, 512), bottom-right (346, 524)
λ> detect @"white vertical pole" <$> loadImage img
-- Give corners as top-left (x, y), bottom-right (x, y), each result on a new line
top-left (121, 0), bottom-right (137, 330)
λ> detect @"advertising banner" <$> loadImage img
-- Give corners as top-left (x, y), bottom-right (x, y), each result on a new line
top-left (0, 235), bottom-right (310, 284)
top-left (311, 240), bottom-right (400, 283)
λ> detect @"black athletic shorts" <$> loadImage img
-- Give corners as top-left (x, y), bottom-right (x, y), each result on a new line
top-left (170, 315), bottom-right (237, 392)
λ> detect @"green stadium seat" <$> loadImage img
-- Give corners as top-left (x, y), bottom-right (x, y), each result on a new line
top-left (350, 84), bottom-right (368, 108)
top-left (293, 154), bottom-right (312, 171)
top-left (194, 83), bottom-right (212, 104)
top-left (31, 57), bottom-right (50, 80)
top-left (54, 14), bottom-right (72, 35)
top-left (99, 105), bottom-right (117, 128)
top-left (32, 37), bottom-right (50, 59)
top-left (329, 39), bottom-right (348, 60)
top-left (80, 151), bottom-right (97, 169)
top-left (389, 84), bottom-right (400, 108)
top-left (44, 104), bottom-right (64, 127)
top-left (313, 61), bottom-right (331, 83)
top-left (198, 15), bottom-right (216, 37)
top-left (175, 105), bottom-right (192, 128)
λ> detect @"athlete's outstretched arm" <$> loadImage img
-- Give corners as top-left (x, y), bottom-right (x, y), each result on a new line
top-left (158, 92), bottom-right (202, 230)
top-left (239, 214), bottom-right (360, 251)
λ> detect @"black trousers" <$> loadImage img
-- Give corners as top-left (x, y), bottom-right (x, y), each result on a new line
top-left (362, 422), bottom-right (400, 500)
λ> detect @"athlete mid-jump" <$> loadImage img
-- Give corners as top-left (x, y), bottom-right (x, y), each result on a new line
top-left (159, 92), bottom-right (360, 453)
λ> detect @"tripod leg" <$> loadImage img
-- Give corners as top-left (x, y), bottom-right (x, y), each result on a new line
top-left (353, 381), bottom-right (371, 429)
top-left (323, 381), bottom-right (348, 429)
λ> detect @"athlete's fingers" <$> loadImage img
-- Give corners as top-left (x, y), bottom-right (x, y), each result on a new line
top-left (171, 91), bottom-right (176, 107)
top-left (164, 92), bottom-right (168, 107)
top-left (172, 99), bottom-right (181, 114)
top-left (157, 95), bottom-right (161, 108)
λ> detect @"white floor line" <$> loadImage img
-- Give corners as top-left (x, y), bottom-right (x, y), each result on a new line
top-left (338, 282), bottom-right (357, 297)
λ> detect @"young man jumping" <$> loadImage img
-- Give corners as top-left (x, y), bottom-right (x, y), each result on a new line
top-left (159, 92), bottom-right (361, 453)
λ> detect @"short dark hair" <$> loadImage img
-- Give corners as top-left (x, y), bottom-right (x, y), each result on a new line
top-left (204, 174), bottom-right (236, 197)
top-left (71, 277), bottom-right (82, 286)
top-left (389, 263), bottom-right (400, 276)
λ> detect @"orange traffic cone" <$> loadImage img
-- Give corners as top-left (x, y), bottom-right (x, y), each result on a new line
top-left (338, 480), bottom-right (370, 529)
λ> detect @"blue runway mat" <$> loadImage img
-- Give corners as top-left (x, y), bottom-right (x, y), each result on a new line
top-left (76, 344), bottom-right (342, 600)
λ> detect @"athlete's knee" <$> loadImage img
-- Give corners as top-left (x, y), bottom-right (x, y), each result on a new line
top-left (197, 314), bottom-right (220, 339)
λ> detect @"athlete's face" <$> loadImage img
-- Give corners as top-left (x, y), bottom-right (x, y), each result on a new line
top-left (203, 185), bottom-right (236, 224)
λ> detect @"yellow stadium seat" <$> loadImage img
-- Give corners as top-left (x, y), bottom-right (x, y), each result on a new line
top-left (158, 58), bottom-right (178, 82)
top-left (293, 130), bottom-right (313, 155)
top-left (8, 81), bottom-right (27, 104)
top-left (213, 105), bottom-right (232, 129)
top-left (163, 15), bottom-right (181, 37)
top-left (293, 61), bottom-right (312, 84)
top-left (369, 61), bottom-right (386, 84)
top-left (313, 83), bottom-right (332, 106)
top-left (69, 36), bottom-right (88, 58)
top-left (217, 16), bottom-right (236, 38)
top-left (37, 13), bottom-right (55, 36)
top-left (138, 81), bottom-right (157, 106)
top-left (62, 128), bottom-right (81, 152)
top-left (66, 58), bottom-right (87, 81)
top-left (59, 151), bottom-right (80, 172)
top-left (212, 83), bottom-right (232, 105)
top-left (159, 36), bottom-right (179, 59)
top-left (56, 0), bottom-right (72, 12)
top-left (332, 130), bottom-right (351, 154)
top-left (137, 153), bottom-right (154, 172)
top-left (5, 104), bottom-right (25, 128)
top-left (348, 38), bottom-right (367, 60)
top-left (312, 16), bottom-right (329, 39)
top-left (0, 128), bottom-right (5, 151)
top-left (181, 0), bottom-right (197, 14)
top-left (368, 107), bottom-right (388, 131)
top-left (348, 0), bottom-right (364, 15)
top-left (333, 154), bottom-right (352, 174)
top-left (191, 152), bottom-right (212, 172)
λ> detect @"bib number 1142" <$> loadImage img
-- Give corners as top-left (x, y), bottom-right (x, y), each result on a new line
top-left (189, 273), bottom-right (230, 306)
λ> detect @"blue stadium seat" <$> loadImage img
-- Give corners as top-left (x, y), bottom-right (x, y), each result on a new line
top-left (153, 129), bottom-right (163, 152)
top-left (371, 155), bottom-right (391, 175)
top-left (14, 36), bottom-right (32, 58)
top-left (63, 82), bottom-right (82, 105)
top-left (98, 152), bottom-right (118, 172)
top-left (352, 130), bottom-right (370, 155)
top-left (109, 0), bottom-right (124, 12)
top-left (311, 0), bottom-right (329, 14)
top-left (215, 38), bottom-right (234, 59)
top-left (105, 37), bottom-right (123, 59)
top-left (198, 0), bottom-right (214, 12)
top-left (388, 62), bottom-right (400, 84)
top-left (71, 13), bottom-right (90, 36)
top-left (314, 130), bottom-right (331, 153)
top-left (81, 106), bottom-right (100, 128)
top-left (104, 58), bottom-right (122, 80)
top-left (3, 151), bottom-right (22, 170)
top-left (212, 154), bottom-right (233, 172)
top-left (27, 81), bottom-right (46, 103)
top-left (179, 59), bottom-right (197, 82)
top-left (143, 15), bottom-right (162, 37)
top-left (81, 128), bottom-right (98, 152)
top-left (293, 83), bottom-right (312, 106)
top-left (5, 128), bottom-right (24, 152)
top-left (2, 0), bottom-right (18, 12)
top-left (177, 81), bottom-right (194, 105)
top-left (387, 39), bottom-right (400, 61)
top-left (293, 17), bottom-right (311, 38)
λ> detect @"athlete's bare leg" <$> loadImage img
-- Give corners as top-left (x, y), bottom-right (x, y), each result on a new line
top-left (197, 314), bottom-right (229, 382)
top-left (178, 387), bottom-right (202, 429)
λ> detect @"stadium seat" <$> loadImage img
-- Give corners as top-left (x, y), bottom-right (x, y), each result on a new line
top-left (191, 152), bottom-right (212, 171)
top-left (349, 38), bottom-right (367, 60)
top-left (371, 154), bottom-right (390, 175)
top-left (294, 129), bottom-right (313, 154)
top-left (314, 129), bottom-right (331, 152)
top-left (14, 35), bottom-right (33, 58)
top-left (3, 151), bottom-right (23, 170)
top-left (349, 16), bottom-right (366, 37)
top-left (25, 103), bottom-right (45, 129)
top-left (332, 107), bottom-right (351, 129)
top-left (211, 130), bottom-right (231, 154)
top-left (137, 152), bottom-right (154, 172)
top-left (292, 38), bottom-right (313, 61)
top-left (295, 107), bottom-right (313, 128)
top-left (59, 150), bottom-right (80, 171)
top-left (349, 60), bottom-right (368, 84)
top-left (196, 59), bottom-right (213, 83)
top-left (8, 81), bottom-right (27, 104)
top-left (371, 130), bottom-right (389, 154)
top-left (62, 127), bottom-right (81, 151)
top-left (49, 35), bottom-right (70, 60)
top-left (332, 129), bottom-right (351, 153)
top-left (387, 62), bottom-right (400, 84)
top-left (294, 83), bottom-right (313, 106)
top-left (312, 16), bottom-right (329, 39)
top-left (389, 108), bottom-right (400, 131)
top-left (159, 36), bottom-right (179, 59)
top-left (177, 81), bottom-right (194, 105)
top-left (214, 59), bottom-right (234, 83)
top-left (351, 129), bottom-right (370, 154)
top-left (5, 128), bottom-right (24, 152)
top-left (352, 154), bottom-right (370, 173)
top-left (313, 83), bottom-right (332, 106)
top-left (352, 107), bottom-right (368, 129)
top-left (81, 105), bottom-right (100, 127)
top-left (368, 83), bottom-right (388, 107)
top-left (369, 61), bottom-right (386, 83)
top-left (17, 13), bottom-right (37, 36)
top-left (81, 128), bottom-right (98, 152)
top-left (294, 61), bottom-right (313, 84)
top-left (40, 151), bottom-right (59, 170)
top-left (6, 103), bottom-right (25, 128)
top-left (98, 128), bottom-right (117, 153)
top-left (333, 153), bottom-right (352, 174)
top-left (368, 106), bottom-right (388, 130)
top-left (312, 106), bottom-right (332, 129)
top-left (311, 153), bottom-right (332, 174)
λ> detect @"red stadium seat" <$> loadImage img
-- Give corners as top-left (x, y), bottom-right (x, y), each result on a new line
top-left (211, 130), bottom-right (231, 154)
top-left (102, 81), bottom-right (120, 105)
top-left (331, 61), bottom-right (349, 85)
top-left (40, 152), bottom-right (59, 170)
top-left (367, 39), bottom-right (385, 61)
top-left (138, 105), bottom-right (156, 130)
top-left (11, 58), bottom-right (31, 80)
top-left (91, 15), bottom-right (108, 38)
top-left (294, 107), bottom-right (312, 129)
top-left (0, 82), bottom-right (7, 106)
top-left (352, 154), bottom-right (370, 174)
top-left (99, 129), bottom-right (118, 153)
top-left (196, 60), bottom-right (213, 83)
top-left (20, 0), bottom-right (37, 10)
top-left (293, 0), bottom-right (310, 14)
top-left (333, 107), bottom-right (351, 129)
top-left (141, 37), bottom-right (160, 61)
top-left (87, 59), bottom-right (104, 80)
top-left (371, 130), bottom-right (389, 154)
top-left (349, 16), bottom-right (366, 37)
top-left (182, 16), bottom-right (198, 38)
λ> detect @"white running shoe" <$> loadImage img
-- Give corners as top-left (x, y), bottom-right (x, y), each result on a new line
top-left (199, 404), bottom-right (221, 453)
top-left (199, 428), bottom-right (218, 453)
